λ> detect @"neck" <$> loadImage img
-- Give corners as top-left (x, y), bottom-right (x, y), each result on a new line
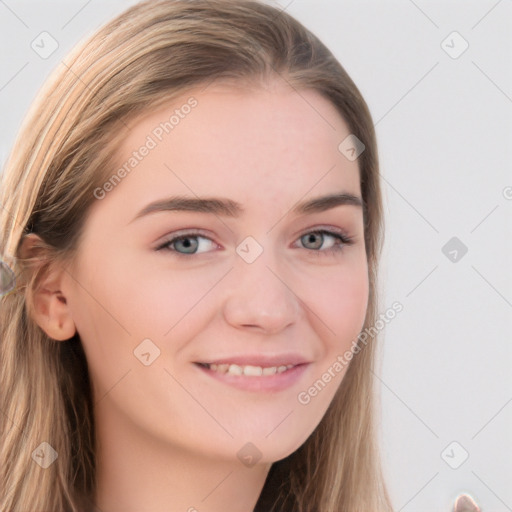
top-left (90, 402), bottom-right (272, 512)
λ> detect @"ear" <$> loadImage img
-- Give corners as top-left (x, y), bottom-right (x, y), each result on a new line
top-left (18, 233), bottom-right (76, 341)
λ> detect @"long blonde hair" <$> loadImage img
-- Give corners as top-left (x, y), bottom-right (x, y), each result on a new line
top-left (0, 1), bottom-right (393, 510)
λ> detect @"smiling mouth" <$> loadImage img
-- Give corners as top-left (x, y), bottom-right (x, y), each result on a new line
top-left (195, 362), bottom-right (297, 376)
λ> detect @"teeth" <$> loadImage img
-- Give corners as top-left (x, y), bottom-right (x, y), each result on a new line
top-left (243, 365), bottom-right (262, 376)
top-left (207, 363), bottom-right (295, 376)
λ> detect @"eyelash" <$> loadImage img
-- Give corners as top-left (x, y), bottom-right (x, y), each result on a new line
top-left (155, 228), bottom-right (354, 258)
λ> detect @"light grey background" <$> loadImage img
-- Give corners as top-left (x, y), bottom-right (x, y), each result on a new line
top-left (1, 1), bottom-right (511, 511)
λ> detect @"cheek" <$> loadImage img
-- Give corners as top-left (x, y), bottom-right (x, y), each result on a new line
top-left (85, 251), bottom-right (222, 347)
top-left (302, 259), bottom-right (369, 349)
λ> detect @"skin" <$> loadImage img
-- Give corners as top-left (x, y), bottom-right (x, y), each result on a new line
top-left (24, 79), bottom-right (369, 512)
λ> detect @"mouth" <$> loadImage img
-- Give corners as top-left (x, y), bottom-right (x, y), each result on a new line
top-left (193, 361), bottom-right (310, 392)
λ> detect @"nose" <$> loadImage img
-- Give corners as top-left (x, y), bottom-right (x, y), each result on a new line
top-left (222, 242), bottom-right (302, 334)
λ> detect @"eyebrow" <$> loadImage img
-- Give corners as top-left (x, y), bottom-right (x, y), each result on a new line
top-left (130, 192), bottom-right (363, 223)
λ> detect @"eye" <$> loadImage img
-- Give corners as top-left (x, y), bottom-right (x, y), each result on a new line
top-left (156, 230), bottom-right (217, 256)
top-left (297, 229), bottom-right (354, 256)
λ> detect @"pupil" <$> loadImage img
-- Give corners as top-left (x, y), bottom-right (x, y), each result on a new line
top-left (178, 237), bottom-right (197, 253)
top-left (304, 233), bottom-right (322, 249)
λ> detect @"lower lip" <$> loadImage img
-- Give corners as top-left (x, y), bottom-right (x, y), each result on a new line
top-left (194, 363), bottom-right (310, 392)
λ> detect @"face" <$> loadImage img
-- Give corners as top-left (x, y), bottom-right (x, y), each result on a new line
top-left (61, 80), bottom-right (369, 464)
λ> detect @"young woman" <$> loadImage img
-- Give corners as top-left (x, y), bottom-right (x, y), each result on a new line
top-left (0, 1), bottom-right (394, 510)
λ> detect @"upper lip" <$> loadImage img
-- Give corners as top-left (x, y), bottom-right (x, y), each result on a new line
top-left (195, 354), bottom-right (311, 367)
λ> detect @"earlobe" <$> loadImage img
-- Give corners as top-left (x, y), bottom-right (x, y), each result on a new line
top-left (18, 233), bottom-right (77, 341)
top-left (32, 284), bottom-right (77, 341)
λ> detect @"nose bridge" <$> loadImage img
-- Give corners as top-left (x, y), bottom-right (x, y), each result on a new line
top-left (222, 234), bottom-right (301, 332)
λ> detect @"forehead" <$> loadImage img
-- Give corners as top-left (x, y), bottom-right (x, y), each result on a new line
top-left (103, 81), bottom-right (362, 219)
